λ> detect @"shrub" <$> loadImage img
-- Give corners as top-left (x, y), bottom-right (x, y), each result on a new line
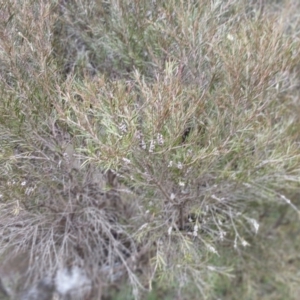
top-left (0, 0), bottom-right (300, 299)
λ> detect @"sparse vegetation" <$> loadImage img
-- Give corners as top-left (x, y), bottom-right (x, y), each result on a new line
top-left (1, 0), bottom-right (300, 299)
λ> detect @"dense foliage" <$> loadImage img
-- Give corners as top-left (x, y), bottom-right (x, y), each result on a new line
top-left (0, 0), bottom-right (300, 299)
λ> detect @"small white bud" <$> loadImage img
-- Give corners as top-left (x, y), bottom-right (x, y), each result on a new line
top-left (241, 239), bottom-right (250, 247)
top-left (122, 157), bottom-right (131, 164)
top-left (219, 230), bottom-right (226, 241)
top-left (149, 140), bottom-right (155, 153)
top-left (234, 239), bottom-right (237, 249)
top-left (227, 33), bottom-right (234, 41)
top-left (248, 218), bottom-right (259, 234)
top-left (119, 122), bottom-right (127, 133)
top-left (207, 245), bottom-right (218, 255)
top-left (140, 139), bottom-right (146, 150)
top-left (177, 162), bottom-right (183, 169)
top-left (157, 133), bottom-right (164, 145)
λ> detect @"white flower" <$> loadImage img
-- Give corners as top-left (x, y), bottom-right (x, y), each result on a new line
top-left (21, 181), bottom-right (27, 186)
top-left (140, 139), bottom-right (146, 150)
top-left (207, 244), bottom-right (218, 255)
top-left (170, 193), bottom-right (175, 200)
top-left (193, 225), bottom-right (199, 237)
top-left (241, 239), bottom-right (250, 247)
top-left (118, 122), bottom-right (127, 133)
top-left (219, 230), bottom-right (226, 241)
top-left (136, 131), bottom-right (142, 139)
top-left (179, 181), bottom-right (185, 187)
top-left (187, 149), bottom-right (193, 156)
top-left (157, 133), bottom-right (164, 145)
top-left (25, 186), bottom-right (36, 195)
top-left (177, 162), bottom-right (183, 169)
top-left (149, 140), bottom-right (155, 153)
top-left (234, 238), bottom-right (237, 249)
top-left (122, 157), bottom-right (131, 165)
top-left (249, 218), bottom-right (259, 234)
top-left (168, 226), bottom-right (173, 235)
top-left (168, 161), bottom-right (173, 168)
top-left (63, 152), bottom-right (71, 164)
top-left (227, 33), bottom-right (234, 41)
